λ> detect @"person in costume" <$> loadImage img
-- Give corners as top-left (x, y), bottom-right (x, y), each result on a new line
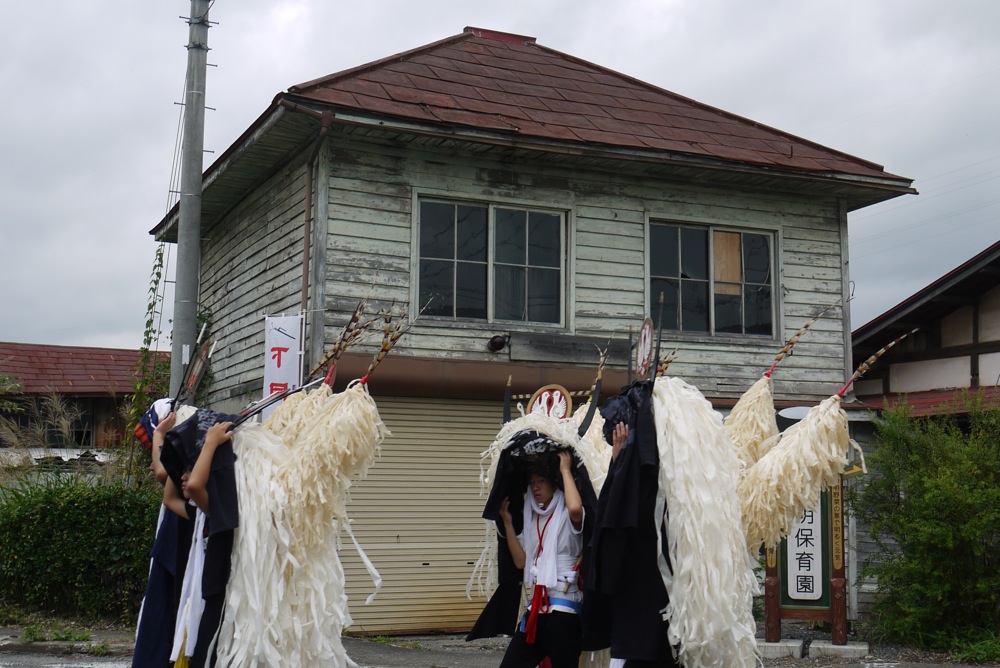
top-left (133, 403), bottom-right (194, 668)
top-left (584, 380), bottom-right (678, 668)
top-left (161, 411), bottom-right (239, 668)
top-left (498, 449), bottom-right (585, 668)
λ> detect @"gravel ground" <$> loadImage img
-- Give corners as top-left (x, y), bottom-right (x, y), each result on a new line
top-left (762, 621), bottom-right (955, 667)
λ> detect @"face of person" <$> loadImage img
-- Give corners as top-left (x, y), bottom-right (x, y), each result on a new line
top-left (529, 473), bottom-right (556, 509)
top-left (180, 470), bottom-right (191, 499)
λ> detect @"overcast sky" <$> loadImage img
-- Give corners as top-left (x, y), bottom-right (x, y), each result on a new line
top-left (1, 1), bottom-right (997, 351)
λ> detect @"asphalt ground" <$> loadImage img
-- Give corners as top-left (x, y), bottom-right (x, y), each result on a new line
top-left (0, 627), bottom-right (993, 668)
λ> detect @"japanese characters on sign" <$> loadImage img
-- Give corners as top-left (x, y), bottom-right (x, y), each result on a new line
top-left (786, 503), bottom-right (823, 601)
top-left (262, 315), bottom-right (303, 420)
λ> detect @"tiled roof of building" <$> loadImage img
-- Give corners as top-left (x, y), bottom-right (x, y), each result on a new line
top-left (287, 26), bottom-right (903, 181)
top-left (861, 386), bottom-right (1000, 417)
top-left (0, 342), bottom-right (164, 396)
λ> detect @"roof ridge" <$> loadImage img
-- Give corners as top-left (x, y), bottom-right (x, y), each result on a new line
top-left (289, 30), bottom-right (473, 93)
top-left (463, 26), bottom-right (536, 45)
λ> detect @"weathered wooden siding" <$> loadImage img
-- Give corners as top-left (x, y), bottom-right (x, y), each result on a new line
top-left (321, 135), bottom-right (848, 402)
top-left (848, 419), bottom-right (886, 621)
top-left (199, 156), bottom-right (310, 409)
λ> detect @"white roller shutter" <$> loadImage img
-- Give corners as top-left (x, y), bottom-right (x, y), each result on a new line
top-left (341, 396), bottom-right (504, 634)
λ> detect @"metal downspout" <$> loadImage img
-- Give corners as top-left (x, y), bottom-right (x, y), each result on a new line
top-left (276, 100), bottom-right (334, 369)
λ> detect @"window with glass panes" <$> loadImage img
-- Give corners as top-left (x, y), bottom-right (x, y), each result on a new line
top-left (649, 222), bottom-right (774, 336)
top-left (418, 200), bottom-right (564, 324)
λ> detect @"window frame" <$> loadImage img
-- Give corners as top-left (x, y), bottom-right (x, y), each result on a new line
top-left (414, 196), bottom-right (570, 328)
top-left (646, 215), bottom-right (779, 339)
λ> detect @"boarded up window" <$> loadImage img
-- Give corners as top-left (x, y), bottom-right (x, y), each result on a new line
top-left (650, 222), bottom-right (773, 337)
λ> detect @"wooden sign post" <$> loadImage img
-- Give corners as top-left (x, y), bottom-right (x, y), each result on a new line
top-left (764, 477), bottom-right (848, 644)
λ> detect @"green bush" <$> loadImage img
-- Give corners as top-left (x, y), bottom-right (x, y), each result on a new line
top-left (850, 393), bottom-right (1000, 651)
top-left (0, 473), bottom-right (160, 621)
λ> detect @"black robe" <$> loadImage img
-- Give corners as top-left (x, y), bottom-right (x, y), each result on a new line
top-left (582, 380), bottom-right (678, 666)
top-left (466, 430), bottom-right (598, 641)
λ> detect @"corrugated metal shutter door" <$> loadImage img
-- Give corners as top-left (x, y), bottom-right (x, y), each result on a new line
top-left (341, 396), bottom-right (504, 634)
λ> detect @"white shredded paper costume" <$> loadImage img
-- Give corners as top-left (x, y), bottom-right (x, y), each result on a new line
top-left (211, 381), bottom-right (387, 668)
top-left (652, 377), bottom-right (760, 668)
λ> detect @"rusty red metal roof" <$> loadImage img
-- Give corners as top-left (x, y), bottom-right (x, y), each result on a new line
top-left (287, 26), bottom-right (901, 181)
top-left (860, 386), bottom-right (1000, 417)
top-left (0, 342), bottom-right (165, 396)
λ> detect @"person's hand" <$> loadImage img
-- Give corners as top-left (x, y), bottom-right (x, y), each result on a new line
top-left (612, 422), bottom-right (629, 461)
top-left (205, 421), bottom-right (234, 447)
top-left (154, 411), bottom-right (177, 437)
top-left (499, 497), bottom-right (513, 526)
top-left (558, 449), bottom-right (573, 474)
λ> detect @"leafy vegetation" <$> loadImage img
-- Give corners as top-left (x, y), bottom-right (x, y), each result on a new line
top-left (0, 473), bottom-right (160, 621)
top-left (121, 241), bottom-right (172, 481)
top-left (850, 392), bottom-right (1000, 659)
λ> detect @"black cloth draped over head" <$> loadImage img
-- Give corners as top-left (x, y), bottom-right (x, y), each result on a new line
top-left (159, 408), bottom-right (240, 536)
top-left (466, 429), bottom-right (598, 641)
top-left (582, 380), bottom-right (677, 665)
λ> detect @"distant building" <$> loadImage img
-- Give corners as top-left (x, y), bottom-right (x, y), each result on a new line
top-left (850, 238), bottom-right (1000, 617)
top-left (852, 238), bottom-right (1000, 414)
top-left (0, 341), bottom-right (161, 450)
top-left (152, 27), bottom-right (914, 632)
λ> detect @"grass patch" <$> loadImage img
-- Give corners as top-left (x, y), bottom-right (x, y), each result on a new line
top-left (952, 632), bottom-right (1000, 664)
top-left (87, 640), bottom-right (112, 656)
top-left (52, 627), bottom-right (91, 642)
top-left (20, 624), bottom-right (44, 643)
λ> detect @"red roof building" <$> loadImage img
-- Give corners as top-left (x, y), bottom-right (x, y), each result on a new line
top-left (1, 341), bottom-right (167, 448)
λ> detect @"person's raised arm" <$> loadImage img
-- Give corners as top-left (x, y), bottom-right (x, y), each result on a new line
top-left (500, 497), bottom-right (526, 570)
top-left (185, 421), bottom-right (233, 515)
top-left (162, 476), bottom-right (189, 519)
top-left (558, 450), bottom-right (584, 530)
top-left (149, 411), bottom-right (176, 485)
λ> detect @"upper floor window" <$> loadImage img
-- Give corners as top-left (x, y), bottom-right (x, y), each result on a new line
top-left (418, 200), bottom-right (564, 324)
top-left (649, 222), bottom-right (774, 336)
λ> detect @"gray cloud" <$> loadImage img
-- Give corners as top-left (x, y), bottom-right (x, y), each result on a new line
top-left (1, 0), bottom-right (996, 348)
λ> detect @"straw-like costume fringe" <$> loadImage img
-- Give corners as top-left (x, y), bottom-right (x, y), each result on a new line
top-left (572, 401), bottom-right (610, 494)
top-left (738, 394), bottom-right (865, 550)
top-left (214, 381), bottom-right (387, 667)
top-left (466, 404), bottom-right (606, 600)
top-left (652, 377), bottom-right (760, 668)
top-left (724, 375), bottom-right (780, 470)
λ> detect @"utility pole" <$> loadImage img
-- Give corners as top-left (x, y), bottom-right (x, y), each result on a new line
top-left (170, 0), bottom-right (211, 396)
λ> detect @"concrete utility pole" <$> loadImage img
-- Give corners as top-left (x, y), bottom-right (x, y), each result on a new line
top-left (170, 0), bottom-right (211, 396)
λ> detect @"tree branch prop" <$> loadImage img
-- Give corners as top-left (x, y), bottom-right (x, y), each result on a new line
top-left (170, 322), bottom-right (205, 409)
top-left (651, 291), bottom-right (665, 381)
top-left (655, 348), bottom-right (679, 377)
top-left (306, 299), bottom-right (380, 383)
top-left (837, 328), bottom-right (919, 397)
top-left (765, 301), bottom-right (840, 378)
top-left (232, 377), bottom-right (325, 427)
top-left (577, 345), bottom-right (609, 436)
top-left (363, 303), bottom-right (415, 382)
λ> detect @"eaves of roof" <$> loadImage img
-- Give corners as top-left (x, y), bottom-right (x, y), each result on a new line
top-left (852, 238), bottom-right (1000, 357)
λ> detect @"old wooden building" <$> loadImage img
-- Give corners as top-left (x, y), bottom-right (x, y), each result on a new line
top-left (152, 27), bottom-right (914, 632)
